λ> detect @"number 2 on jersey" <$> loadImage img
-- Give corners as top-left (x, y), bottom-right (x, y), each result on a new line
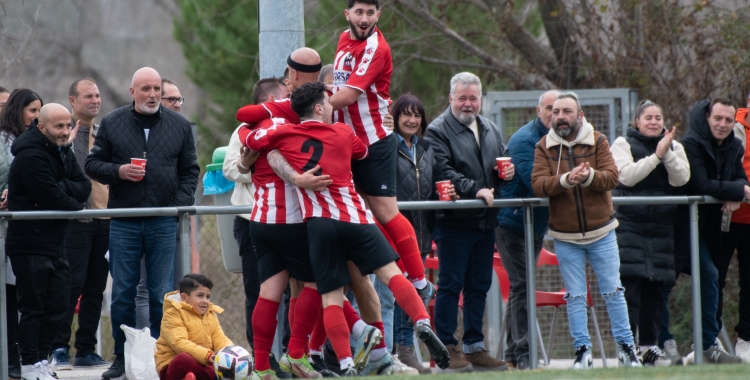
top-left (301, 139), bottom-right (323, 175)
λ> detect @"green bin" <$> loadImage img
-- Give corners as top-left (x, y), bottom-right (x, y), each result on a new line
top-left (204, 146), bottom-right (241, 273)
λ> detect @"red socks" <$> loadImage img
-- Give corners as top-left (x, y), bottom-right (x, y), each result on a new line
top-left (342, 301), bottom-right (362, 331)
top-left (375, 220), bottom-right (407, 274)
top-left (288, 288), bottom-right (321, 359)
top-left (323, 305), bottom-right (353, 361)
top-left (252, 297), bottom-right (280, 372)
top-left (309, 312), bottom-right (327, 353)
top-left (370, 321), bottom-right (386, 350)
top-left (383, 214), bottom-right (425, 281)
top-left (289, 297), bottom-right (297, 329)
top-left (388, 275), bottom-right (429, 322)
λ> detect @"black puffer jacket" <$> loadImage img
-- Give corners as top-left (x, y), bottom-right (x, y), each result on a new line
top-left (613, 128), bottom-right (677, 284)
top-left (674, 99), bottom-right (747, 273)
top-left (85, 104), bottom-right (199, 209)
top-left (396, 136), bottom-right (435, 253)
top-left (425, 107), bottom-right (508, 230)
top-left (6, 125), bottom-right (91, 257)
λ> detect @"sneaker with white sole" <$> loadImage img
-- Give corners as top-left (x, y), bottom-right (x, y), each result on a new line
top-left (391, 354), bottom-right (419, 375)
top-left (735, 337), bottom-right (750, 363)
top-left (704, 344), bottom-right (742, 364)
top-left (359, 354), bottom-right (397, 376)
top-left (49, 348), bottom-right (72, 371)
top-left (22, 362), bottom-right (56, 380)
top-left (572, 346), bottom-right (593, 369)
top-left (40, 361), bottom-right (58, 379)
top-left (640, 345), bottom-right (672, 366)
top-left (661, 339), bottom-right (684, 365)
top-left (617, 343), bottom-right (642, 367)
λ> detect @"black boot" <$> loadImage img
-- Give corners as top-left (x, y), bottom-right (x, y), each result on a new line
top-left (9, 342), bottom-right (21, 379)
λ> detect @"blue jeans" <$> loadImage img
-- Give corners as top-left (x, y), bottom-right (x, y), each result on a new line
top-left (109, 217), bottom-right (177, 355)
top-left (554, 231), bottom-right (634, 348)
top-left (658, 284), bottom-right (675, 345)
top-left (698, 237), bottom-right (720, 351)
top-left (393, 254), bottom-right (428, 348)
top-left (433, 227), bottom-right (495, 352)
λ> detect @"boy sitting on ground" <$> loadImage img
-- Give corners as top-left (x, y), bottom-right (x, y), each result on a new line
top-left (155, 274), bottom-right (233, 380)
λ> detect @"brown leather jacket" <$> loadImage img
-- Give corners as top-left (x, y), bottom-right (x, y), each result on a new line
top-left (531, 121), bottom-right (619, 242)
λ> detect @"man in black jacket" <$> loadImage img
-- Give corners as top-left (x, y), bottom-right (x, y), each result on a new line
top-left (424, 72), bottom-right (514, 373)
top-left (7, 103), bottom-right (91, 380)
top-left (85, 67), bottom-right (199, 379)
top-left (672, 98), bottom-right (749, 363)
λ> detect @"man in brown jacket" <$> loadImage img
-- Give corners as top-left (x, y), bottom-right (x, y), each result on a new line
top-left (531, 92), bottom-right (639, 369)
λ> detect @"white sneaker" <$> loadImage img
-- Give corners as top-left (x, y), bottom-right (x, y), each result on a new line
top-left (735, 337), bottom-right (750, 363)
top-left (40, 360), bottom-right (59, 380)
top-left (572, 346), bottom-right (593, 369)
top-left (685, 345), bottom-right (695, 365)
top-left (391, 354), bottom-right (420, 375)
top-left (661, 339), bottom-right (683, 365)
top-left (22, 362), bottom-right (56, 380)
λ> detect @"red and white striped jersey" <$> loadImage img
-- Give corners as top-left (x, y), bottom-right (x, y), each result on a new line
top-left (242, 119), bottom-right (304, 224)
top-left (236, 98), bottom-right (300, 129)
top-left (247, 120), bottom-right (375, 224)
top-left (332, 27), bottom-right (393, 147)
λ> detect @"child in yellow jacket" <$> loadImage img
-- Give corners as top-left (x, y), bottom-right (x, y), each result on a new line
top-left (155, 274), bottom-right (233, 380)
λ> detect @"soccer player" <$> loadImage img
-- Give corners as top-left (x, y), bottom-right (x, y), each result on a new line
top-left (246, 82), bottom-right (450, 374)
top-left (328, 0), bottom-right (434, 302)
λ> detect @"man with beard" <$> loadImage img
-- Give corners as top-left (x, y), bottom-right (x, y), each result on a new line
top-left (49, 78), bottom-right (111, 369)
top-left (424, 72), bottom-right (514, 373)
top-left (85, 67), bottom-right (199, 380)
top-left (531, 92), bottom-right (640, 369)
top-left (8, 103), bottom-right (91, 380)
top-left (329, 0), bottom-right (436, 317)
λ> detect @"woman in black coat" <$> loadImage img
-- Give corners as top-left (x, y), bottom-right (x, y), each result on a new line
top-left (610, 100), bottom-right (690, 366)
top-left (391, 94), bottom-right (454, 373)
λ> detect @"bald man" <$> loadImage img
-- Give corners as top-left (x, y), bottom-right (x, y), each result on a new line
top-left (85, 67), bottom-right (199, 380)
top-left (6, 103), bottom-right (91, 380)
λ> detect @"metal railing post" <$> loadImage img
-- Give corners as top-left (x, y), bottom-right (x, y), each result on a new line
top-left (524, 205), bottom-right (538, 369)
top-left (180, 213), bottom-right (191, 277)
top-left (689, 201), bottom-right (703, 365)
top-left (0, 218), bottom-right (8, 380)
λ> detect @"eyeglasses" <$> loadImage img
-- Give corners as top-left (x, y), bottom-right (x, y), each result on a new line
top-left (163, 97), bottom-right (184, 105)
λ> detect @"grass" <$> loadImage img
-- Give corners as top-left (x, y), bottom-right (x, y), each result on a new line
top-left (388, 364), bottom-right (749, 380)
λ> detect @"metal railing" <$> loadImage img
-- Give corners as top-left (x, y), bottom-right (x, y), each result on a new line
top-left (0, 196), bottom-right (721, 376)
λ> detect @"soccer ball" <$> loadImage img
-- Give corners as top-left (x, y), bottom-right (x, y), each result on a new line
top-left (214, 345), bottom-right (253, 380)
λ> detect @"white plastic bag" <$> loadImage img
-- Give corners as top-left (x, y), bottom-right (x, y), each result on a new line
top-left (121, 325), bottom-right (159, 380)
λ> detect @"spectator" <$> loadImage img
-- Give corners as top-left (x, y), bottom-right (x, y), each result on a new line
top-left (672, 98), bottom-right (747, 364)
top-left (716, 94), bottom-right (750, 362)
top-left (0, 88), bottom-right (42, 380)
top-left (160, 78), bottom-right (183, 113)
top-left (0, 86), bottom-right (9, 112)
top-left (531, 92), bottom-right (641, 368)
top-left (222, 77), bottom-right (293, 378)
top-left (425, 72), bottom-right (514, 372)
top-left (610, 100), bottom-right (689, 366)
top-left (49, 79), bottom-right (111, 369)
top-left (85, 67), bottom-right (199, 380)
top-left (495, 89), bottom-right (558, 370)
top-left (391, 93), bottom-right (446, 374)
top-left (134, 77), bottom-right (187, 332)
top-left (7, 103), bottom-right (91, 380)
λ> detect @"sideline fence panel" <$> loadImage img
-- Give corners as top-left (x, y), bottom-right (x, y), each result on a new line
top-left (0, 195), bottom-right (722, 374)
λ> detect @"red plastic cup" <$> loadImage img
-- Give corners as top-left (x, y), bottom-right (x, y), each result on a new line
top-left (497, 157), bottom-right (511, 179)
top-left (436, 180), bottom-right (451, 201)
top-left (131, 158), bottom-right (147, 181)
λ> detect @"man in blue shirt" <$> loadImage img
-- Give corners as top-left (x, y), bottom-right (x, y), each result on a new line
top-left (495, 90), bottom-right (558, 370)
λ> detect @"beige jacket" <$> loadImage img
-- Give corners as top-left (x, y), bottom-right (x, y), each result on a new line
top-left (222, 125), bottom-right (253, 219)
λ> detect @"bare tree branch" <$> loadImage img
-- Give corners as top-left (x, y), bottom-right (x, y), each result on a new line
top-left (393, 0), bottom-right (554, 89)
